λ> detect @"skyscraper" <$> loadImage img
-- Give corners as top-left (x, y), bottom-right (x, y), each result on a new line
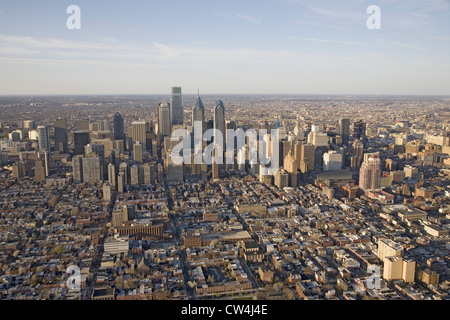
top-left (131, 120), bottom-right (147, 151)
top-left (359, 154), bottom-right (381, 191)
top-left (353, 120), bottom-right (367, 140)
top-left (133, 142), bottom-right (143, 164)
top-left (54, 119), bottom-right (68, 153)
top-left (74, 130), bottom-right (90, 155)
top-left (37, 126), bottom-right (50, 152)
top-left (214, 100), bottom-right (225, 144)
top-left (72, 155), bottom-right (84, 183)
top-left (170, 87), bottom-right (183, 126)
top-left (158, 101), bottom-right (171, 141)
top-left (113, 112), bottom-right (125, 142)
top-left (82, 156), bottom-right (103, 183)
top-left (300, 143), bottom-right (315, 173)
top-left (323, 151), bottom-right (343, 171)
top-left (339, 118), bottom-right (350, 145)
top-left (193, 92), bottom-right (205, 139)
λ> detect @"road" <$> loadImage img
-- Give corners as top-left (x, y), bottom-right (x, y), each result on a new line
top-left (82, 189), bottom-right (116, 300)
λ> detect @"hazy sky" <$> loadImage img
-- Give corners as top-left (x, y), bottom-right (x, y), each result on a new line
top-left (0, 0), bottom-right (449, 95)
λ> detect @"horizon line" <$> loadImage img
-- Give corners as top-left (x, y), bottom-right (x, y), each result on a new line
top-left (1, 93), bottom-right (450, 98)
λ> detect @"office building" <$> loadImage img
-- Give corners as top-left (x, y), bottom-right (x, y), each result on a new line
top-left (131, 120), bottom-right (147, 151)
top-left (300, 143), bottom-right (315, 173)
top-left (72, 155), bottom-right (84, 183)
top-left (339, 118), bottom-right (350, 145)
top-left (113, 112), bottom-right (125, 142)
top-left (34, 160), bottom-right (46, 182)
top-left (170, 87), bottom-right (183, 126)
top-left (37, 126), bottom-right (50, 152)
top-left (74, 130), bottom-right (90, 155)
top-left (353, 120), bottom-right (366, 140)
top-left (323, 151), bottom-right (343, 171)
top-left (214, 100), bottom-right (225, 145)
top-left (76, 120), bottom-right (90, 131)
top-left (359, 154), bottom-right (381, 191)
top-left (158, 101), bottom-right (171, 141)
top-left (133, 142), bottom-right (143, 164)
top-left (54, 119), bottom-right (68, 153)
top-left (108, 163), bottom-right (116, 187)
top-left (82, 156), bottom-right (103, 183)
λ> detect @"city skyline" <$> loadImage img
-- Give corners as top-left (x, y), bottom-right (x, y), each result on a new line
top-left (0, 0), bottom-right (450, 96)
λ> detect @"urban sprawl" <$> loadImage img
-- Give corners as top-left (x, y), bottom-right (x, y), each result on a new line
top-left (0, 92), bottom-right (449, 300)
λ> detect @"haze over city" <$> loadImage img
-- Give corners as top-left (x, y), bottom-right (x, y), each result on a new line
top-left (1, 0), bottom-right (450, 95)
top-left (0, 0), bottom-right (450, 308)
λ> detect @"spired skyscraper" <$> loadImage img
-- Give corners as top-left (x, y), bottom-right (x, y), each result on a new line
top-left (214, 100), bottom-right (225, 144)
top-left (193, 91), bottom-right (205, 132)
top-left (170, 87), bottom-right (183, 126)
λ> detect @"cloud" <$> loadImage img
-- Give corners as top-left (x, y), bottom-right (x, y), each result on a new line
top-left (235, 13), bottom-right (262, 23)
top-left (287, 36), bottom-right (366, 45)
top-left (310, 6), bottom-right (366, 22)
top-left (408, 12), bottom-right (431, 19)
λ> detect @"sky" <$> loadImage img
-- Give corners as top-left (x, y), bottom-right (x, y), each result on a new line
top-left (0, 0), bottom-right (449, 95)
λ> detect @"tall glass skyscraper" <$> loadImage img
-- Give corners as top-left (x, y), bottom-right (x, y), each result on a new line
top-left (54, 119), bottom-right (67, 153)
top-left (37, 125), bottom-right (50, 152)
top-left (170, 87), bottom-right (183, 126)
top-left (193, 92), bottom-right (205, 132)
top-left (113, 112), bottom-right (124, 141)
top-left (214, 100), bottom-right (225, 143)
top-left (339, 118), bottom-right (350, 145)
top-left (158, 101), bottom-right (171, 141)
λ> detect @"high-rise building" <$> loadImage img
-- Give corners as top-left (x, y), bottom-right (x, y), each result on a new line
top-left (352, 139), bottom-right (364, 167)
top-left (353, 120), bottom-right (367, 140)
top-left (339, 118), bottom-right (350, 145)
top-left (113, 112), bottom-right (125, 142)
top-left (158, 101), bottom-right (171, 141)
top-left (300, 143), bottom-right (315, 173)
top-left (54, 119), bottom-right (68, 153)
top-left (193, 93), bottom-right (205, 152)
top-left (359, 154), bottom-right (381, 191)
top-left (170, 87), bottom-right (183, 126)
top-left (37, 126), bottom-right (50, 152)
top-left (108, 163), bottom-right (116, 187)
top-left (323, 151), bottom-right (343, 171)
top-left (34, 160), bottom-right (46, 182)
top-left (12, 162), bottom-right (26, 178)
top-left (212, 146), bottom-right (220, 181)
top-left (377, 239), bottom-right (403, 261)
top-left (76, 120), bottom-right (90, 131)
top-left (133, 142), bottom-right (143, 164)
top-left (130, 164), bottom-right (143, 186)
top-left (72, 155), bottom-right (84, 183)
top-left (82, 156), bottom-right (103, 183)
top-left (214, 100), bottom-right (225, 145)
top-left (117, 172), bottom-right (125, 193)
top-left (131, 120), bottom-right (147, 151)
top-left (307, 130), bottom-right (328, 147)
top-left (74, 130), bottom-right (90, 155)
